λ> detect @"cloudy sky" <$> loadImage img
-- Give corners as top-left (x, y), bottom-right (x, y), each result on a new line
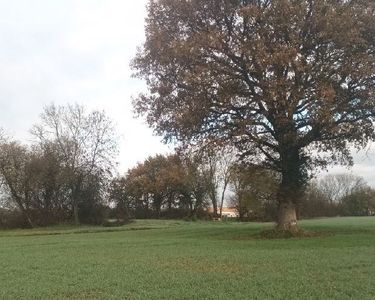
top-left (0, 0), bottom-right (375, 185)
top-left (0, 0), bottom-right (171, 174)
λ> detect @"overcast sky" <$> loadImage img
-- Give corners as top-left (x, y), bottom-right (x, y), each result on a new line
top-left (0, 0), bottom-right (375, 185)
top-left (0, 0), bottom-right (171, 174)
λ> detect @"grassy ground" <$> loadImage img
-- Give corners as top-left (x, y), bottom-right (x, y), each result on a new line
top-left (0, 217), bottom-right (374, 299)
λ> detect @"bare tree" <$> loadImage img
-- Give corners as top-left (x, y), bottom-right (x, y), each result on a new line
top-left (201, 147), bottom-right (236, 218)
top-left (31, 103), bottom-right (118, 224)
top-left (318, 173), bottom-right (366, 204)
top-left (301, 173), bottom-right (373, 217)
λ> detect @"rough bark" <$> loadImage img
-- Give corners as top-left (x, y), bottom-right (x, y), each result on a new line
top-left (277, 202), bottom-right (298, 232)
top-left (276, 147), bottom-right (304, 231)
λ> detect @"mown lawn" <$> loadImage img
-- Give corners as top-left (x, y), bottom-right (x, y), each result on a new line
top-left (0, 217), bottom-right (374, 299)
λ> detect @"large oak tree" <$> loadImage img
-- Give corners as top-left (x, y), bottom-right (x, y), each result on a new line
top-left (132, 0), bottom-right (375, 230)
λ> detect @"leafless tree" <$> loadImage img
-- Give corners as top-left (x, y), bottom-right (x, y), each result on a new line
top-left (31, 103), bottom-right (118, 224)
top-left (201, 146), bottom-right (236, 218)
top-left (318, 173), bottom-right (366, 204)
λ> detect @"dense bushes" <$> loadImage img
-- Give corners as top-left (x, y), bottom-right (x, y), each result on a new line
top-left (0, 209), bottom-right (29, 229)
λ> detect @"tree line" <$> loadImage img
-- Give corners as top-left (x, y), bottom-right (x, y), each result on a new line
top-left (2, 0), bottom-right (375, 233)
top-left (110, 147), bottom-right (234, 220)
top-left (0, 104), bottom-right (117, 228)
top-left (1, 103), bottom-right (374, 229)
top-left (111, 153), bottom-right (375, 222)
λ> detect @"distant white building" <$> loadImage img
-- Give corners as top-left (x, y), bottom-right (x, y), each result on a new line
top-left (221, 207), bottom-right (239, 218)
top-left (208, 207), bottom-right (239, 218)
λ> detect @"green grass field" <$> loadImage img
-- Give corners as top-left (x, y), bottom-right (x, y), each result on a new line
top-left (0, 217), bottom-right (374, 299)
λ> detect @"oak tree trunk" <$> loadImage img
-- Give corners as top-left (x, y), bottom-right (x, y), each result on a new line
top-left (277, 147), bottom-right (304, 232)
top-left (277, 201), bottom-right (298, 231)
